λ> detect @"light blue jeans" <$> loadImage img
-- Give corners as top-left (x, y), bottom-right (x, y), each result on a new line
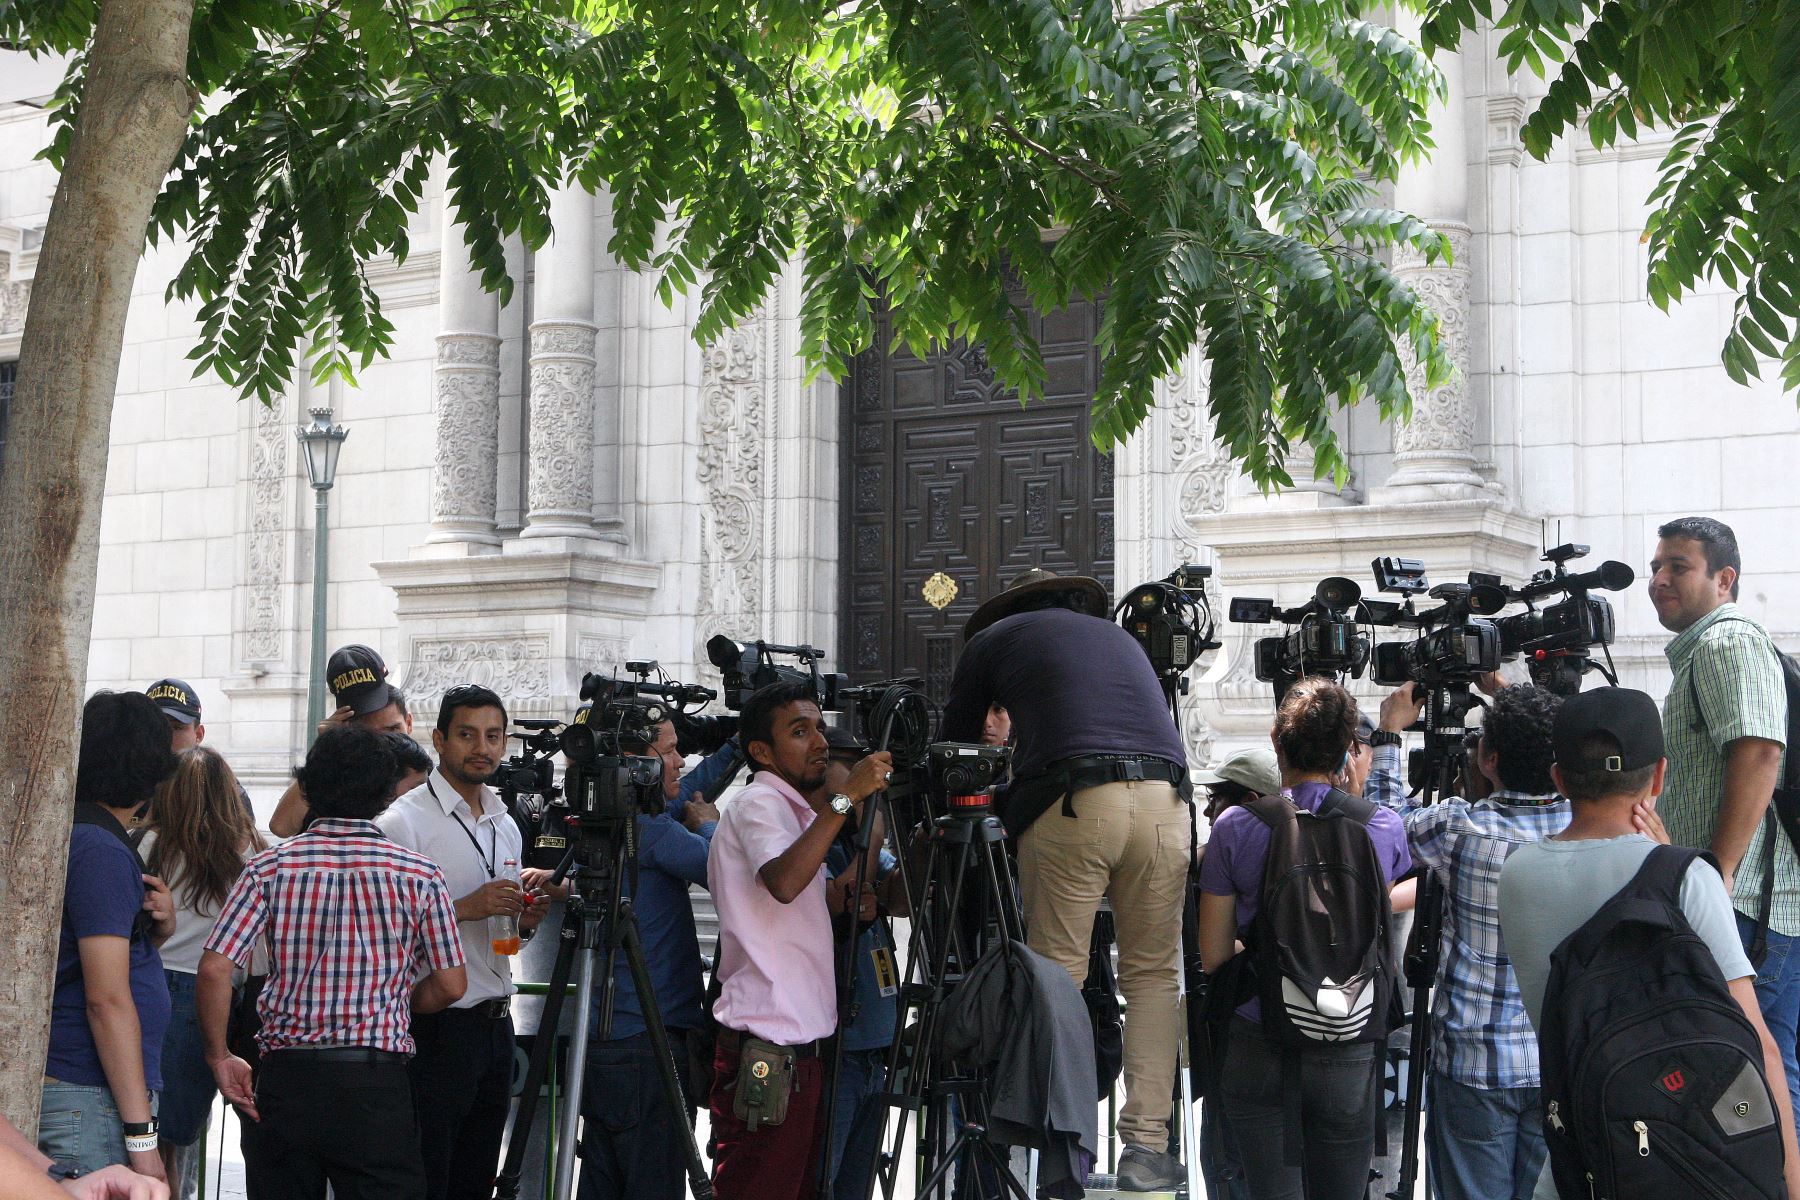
top-left (39, 1081), bottom-right (158, 1176)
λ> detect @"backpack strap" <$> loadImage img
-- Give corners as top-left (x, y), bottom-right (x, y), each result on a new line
top-left (1245, 792), bottom-right (1296, 831)
top-left (1558, 845), bottom-right (1711, 966)
top-left (1317, 786), bottom-right (1377, 826)
top-left (1630, 843), bottom-right (1713, 903)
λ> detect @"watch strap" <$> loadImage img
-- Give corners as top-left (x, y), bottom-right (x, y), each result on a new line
top-left (1369, 730), bottom-right (1402, 748)
top-left (47, 1161), bottom-right (85, 1181)
top-left (122, 1119), bottom-right (157, 1136)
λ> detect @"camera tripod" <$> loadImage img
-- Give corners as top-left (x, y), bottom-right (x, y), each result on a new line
top-left (865, 789), bottom-right (1033, 1200)
top-left (493, 821), bottom-right (713, 1200)
top-left (1387, 682), bottom-right (1481, 1200)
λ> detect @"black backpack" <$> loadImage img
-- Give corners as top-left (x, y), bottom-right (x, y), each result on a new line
top-left (1245, 788), bottom-right (1395, 1047)
top-left (1538, 845), bottom-right (1785, 1200)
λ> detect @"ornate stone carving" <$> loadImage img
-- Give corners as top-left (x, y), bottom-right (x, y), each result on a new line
top-left (0, 279), bottom-right (27, 335)
top-left (1387, 223), bottom-right (1481, 497)
top-left (524, 319), bottom-right (598, 536)
top-left (404, 634), bottom-right (552, 712)
top-left (1165, 355), bottom-right (1233, 534)
top-left (245, 394), bottom-right (289, 662)
top-left (575, 634), bottom-right (630, 676)
top-left (429, 332), bottom-right (502, 543)
top-left (695, 308), bottom-right (769, 676)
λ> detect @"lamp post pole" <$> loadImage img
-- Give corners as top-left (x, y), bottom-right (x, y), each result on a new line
top-left (295, 406), bottom-right (348, 730)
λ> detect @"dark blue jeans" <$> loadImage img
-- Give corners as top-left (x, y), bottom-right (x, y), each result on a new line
top-left (1425, 1072), bottom-right (1546, 1200)
top-left (828, 1047), bottom-right (887, 1200)
top-left (159, 969), bottom-right (223, 1146)
top-left (576, 1029), bottom-right (694, 1200)
top-left (1737, 911), bottom-right (1800, 1120)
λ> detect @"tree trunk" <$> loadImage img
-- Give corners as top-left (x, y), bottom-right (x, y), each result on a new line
top-left (0, 0), bottom-right (196, 1132)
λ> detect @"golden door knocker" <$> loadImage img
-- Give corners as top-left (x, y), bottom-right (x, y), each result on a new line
top-left (921, 571), bottom-right (958, 611)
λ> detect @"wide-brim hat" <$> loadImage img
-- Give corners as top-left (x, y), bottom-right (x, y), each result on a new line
top-left (962, 567), bottom-right (1111, 641)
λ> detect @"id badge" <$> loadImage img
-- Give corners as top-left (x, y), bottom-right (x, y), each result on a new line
top-left (871, 945), bottom-right (899, 997)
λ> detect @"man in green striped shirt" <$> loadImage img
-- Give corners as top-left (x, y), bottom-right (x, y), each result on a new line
top-left (1651, 516), bottom-right (1795, 1113)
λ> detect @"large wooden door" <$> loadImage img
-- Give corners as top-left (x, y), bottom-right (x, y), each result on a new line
top-left (839, 296), bottom-right (1114, 704)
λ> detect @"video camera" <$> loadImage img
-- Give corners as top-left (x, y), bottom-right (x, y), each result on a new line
top-left (706, 635), bottom-right (849, 711)
top-left (1228, 575), bottom-right (1374, 699)
top-left (492, 719), bottom-right (563, 797)
top-left (1117, 565), bottom-right (1221, 685)
top-left (1486, 543), bottom-right (1632, 695)
top-left (1367, 558), bottom-right (1507, 690)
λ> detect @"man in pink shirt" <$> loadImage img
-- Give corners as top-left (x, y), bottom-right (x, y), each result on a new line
top-left (707, 682), bottom-right (891, 1200)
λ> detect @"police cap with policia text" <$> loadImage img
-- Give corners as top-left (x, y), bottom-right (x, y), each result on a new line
top-left (327, 644), bottom-right (396, 716)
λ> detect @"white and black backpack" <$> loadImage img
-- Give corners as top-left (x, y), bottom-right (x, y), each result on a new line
top-left (1538, 845), bottom-right (1785, 1200)
top-left (1245, 788), bottom-right (1395, 1046)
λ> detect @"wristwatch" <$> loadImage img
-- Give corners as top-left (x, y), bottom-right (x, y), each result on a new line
top-left (828, 793), bottom-right (855, 816)
top-left (47, 1162), bottom-right (84, 1181)
top-left (122, 1117), bottom-right (158, 1155)
top-left (122, 1119), bottom-right (158, 1137)
top-left (1369, 730), bottom-right (1403, 748)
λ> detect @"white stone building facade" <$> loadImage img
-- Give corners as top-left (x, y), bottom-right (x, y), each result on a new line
top-left (2, 34), bottom-right (1798, 815)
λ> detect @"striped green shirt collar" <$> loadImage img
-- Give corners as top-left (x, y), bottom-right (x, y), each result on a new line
top-left (1664, 601), bottom-right (1743, 670)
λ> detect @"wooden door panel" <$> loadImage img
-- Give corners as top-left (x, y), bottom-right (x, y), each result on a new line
top-left (840, 297), bottom-right (1113, 705)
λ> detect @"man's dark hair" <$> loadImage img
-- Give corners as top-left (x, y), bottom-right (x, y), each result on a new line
top-left (739, 680), bottom-right (820, 773)
top-left (77, 691), bottom-right (180, 811)
top-left (298, 725), bottom-right (398, 820)
top-left (388, 683), bottom-right (409, 715)
top-left (1481, 685), bottom-right (1562, 794)
top-left (1658, 516), bottom-right (1741, 600)
top-left (1557, 732), bottom-right (1658, 802)
top-left (381, 732), bottom-right (432, 778)
top-left (436, 683), bottom-right (508, 734)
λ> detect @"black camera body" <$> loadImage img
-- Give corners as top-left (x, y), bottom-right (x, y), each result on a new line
top-left (1488, 543), bottom-right (1633, 695)
top-left (1229, 576), bottom-right (1371, 698)
top-left (1371, 617), bottom-right (1504, 689)
top-left (1118, 565), bottom-right (1220, 681)
top-left (1368, 580), bottom-right (1506, 689)
top-left (706, 635), bottom-right (848, 711)
top-left (492, 719), bottom-right (563, 798)
top-left (928, 741), bottom-right (1011, 796)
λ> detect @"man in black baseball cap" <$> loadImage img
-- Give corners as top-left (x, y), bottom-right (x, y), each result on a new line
top-left (327, 644), bottom-right (397, 717)
top-left (269, 645), bottom-right (416, 837)
top-left (1497, 688), bottom-right (1800, 1197)
top-left (147, 678), bottom-right (206, 752)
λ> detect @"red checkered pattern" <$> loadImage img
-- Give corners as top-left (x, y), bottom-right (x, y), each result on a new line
top-left (206, 817), bottom-right (465, 1055)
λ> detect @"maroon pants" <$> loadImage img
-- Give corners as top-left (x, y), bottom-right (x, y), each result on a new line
top-left (709, 1034), bottom-right (827, 1200)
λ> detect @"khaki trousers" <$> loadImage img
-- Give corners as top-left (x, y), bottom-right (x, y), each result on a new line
top-left (1014, 778), bottom-right (1191, 1152)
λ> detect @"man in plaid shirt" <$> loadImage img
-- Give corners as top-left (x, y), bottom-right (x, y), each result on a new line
top-left (196, 725), bottom-right (467, 1200)
top-left (1370, 682), bottom-right (1569, 1200)
top-left (1650, 516), bottom-right (1795, 1115)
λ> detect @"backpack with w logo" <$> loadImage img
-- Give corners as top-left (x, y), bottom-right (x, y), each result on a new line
top-left (1245, 788), bottom-right (1395, 1046)
top-left (1538, 846), bottom-right (1785, 1200)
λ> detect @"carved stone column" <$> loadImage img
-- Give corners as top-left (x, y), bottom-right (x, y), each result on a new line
top-left (427, 198), bottom-right (502, 549)
top-left (1384, 223), bottom-right (1481, 497)
top-left (523, 183), bottom-right (600, 540)
top-left (1380, 38), bottom-right (1484, 501)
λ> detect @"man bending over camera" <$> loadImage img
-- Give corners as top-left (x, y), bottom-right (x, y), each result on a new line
top-left (705, 681), bottom-right (890, 1200)
top-left (941, 567), bottom-right (1190, 1192)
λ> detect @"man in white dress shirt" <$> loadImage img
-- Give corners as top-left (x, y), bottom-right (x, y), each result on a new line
top-left (378, 684), bottom-right (539, 1200)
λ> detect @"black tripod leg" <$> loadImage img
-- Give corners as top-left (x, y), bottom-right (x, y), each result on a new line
top-left (618, 901), bottom-right (715, 1200)
top-left (1392, 871), bottom-right (1443, 1200)
top-left (494, 906), bottom-right (581, 1200)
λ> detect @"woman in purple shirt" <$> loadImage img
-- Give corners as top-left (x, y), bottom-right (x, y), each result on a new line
top-left (1196, 680), bottom-right (1411, 1200)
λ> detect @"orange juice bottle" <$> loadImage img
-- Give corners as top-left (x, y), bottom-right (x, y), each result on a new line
top-left (489, 857), bottom-right (521, 956)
